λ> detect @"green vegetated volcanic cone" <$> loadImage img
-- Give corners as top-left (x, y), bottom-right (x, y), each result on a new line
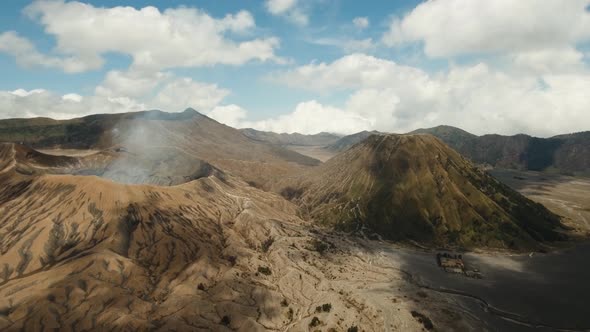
top-left (283, 134), bottom-right (565, 249)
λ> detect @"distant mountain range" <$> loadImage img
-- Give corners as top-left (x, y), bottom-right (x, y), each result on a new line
top-left (410, 126), bottom-right (590, 176)
top-left (0, 113), bottom-right (590, 175)
top-left (320, 126), bottom-right (590, 176)
top-left (2, 114), bottom-right (587, 175)
top-left (240, 128), bottom-right (341, 146)
top-left (325, 130), bottom-right (380, 152)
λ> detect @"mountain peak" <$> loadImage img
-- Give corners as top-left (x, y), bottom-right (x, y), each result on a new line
top-left (284, 133), bottom-right (563, 249)
top-left (182, 107), bottom-right (201, 115)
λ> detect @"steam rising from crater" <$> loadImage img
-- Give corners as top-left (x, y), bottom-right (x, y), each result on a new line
top-left (97, 112), bottom-right (215, 186)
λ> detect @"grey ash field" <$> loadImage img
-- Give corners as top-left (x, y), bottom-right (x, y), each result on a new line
top-left (0, 110), bottom-right (589, 331)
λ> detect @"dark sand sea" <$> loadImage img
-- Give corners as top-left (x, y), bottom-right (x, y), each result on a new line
top-left (383, 242), bottom-right (590, 331)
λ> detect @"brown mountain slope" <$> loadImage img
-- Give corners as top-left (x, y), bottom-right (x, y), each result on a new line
top-left (0, 166), bottom-right (298, 331)
top-left (0, 156), bottom-right (483, 331)
top-left (281, 134), bottom-right (564, 249)
top-left (0, 110), bottom-right (321, 188)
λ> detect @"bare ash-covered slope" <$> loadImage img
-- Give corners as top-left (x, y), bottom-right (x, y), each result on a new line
top-left (282, 134), bottom-right (564, 249)
top-left (0, 148), bottom-right (484, 332)
top-left (0, 160), bottom-right (297, 330)
top-left (0, 110), bottom-right (320, 188)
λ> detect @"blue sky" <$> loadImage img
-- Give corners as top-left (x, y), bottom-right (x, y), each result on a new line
top-left (0, 0), bottom-right (424, 119)
top-left (1, 0), bottom-right (589, 136)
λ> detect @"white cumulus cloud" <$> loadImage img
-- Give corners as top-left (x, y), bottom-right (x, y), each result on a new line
top-left (0, 31), bottom-right (101, 73)
top-left (509, 47), bottom-right (586, 74)
top-left (353, 17), bottom-right (369, 29)
top-left (266, 0), bottom-right (297, 14)
top-left (207, 104), bottom-right (249, 128)
top-left (96, 70), bottom-right (170, 99)
top-left (0, 89), bottom-right (145, 119)
top-left (241, 100), bottom-right (372, 134)
top-left (0, 1), bottom-right (282, 73)
top-left (265, 0), bottom-right (308, 26)
top-left (269, 54), bottom-right (590, 136)
top-left (382, 0), bottom-right (590, 58)
top-left (271, 53), bottom-right (432, 91)
top-left (150, 79), bottom-right (230, 113)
